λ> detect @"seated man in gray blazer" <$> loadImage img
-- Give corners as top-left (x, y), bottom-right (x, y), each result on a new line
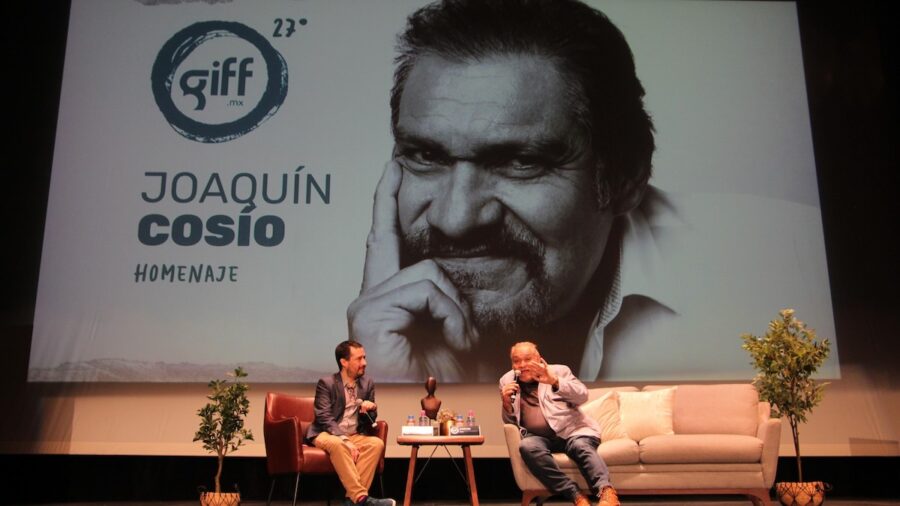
top-left (500, 342), bottom-right (620, 506)
top-left (306, 340), bottom-right (395, 506)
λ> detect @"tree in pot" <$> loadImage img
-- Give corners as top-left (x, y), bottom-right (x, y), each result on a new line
top-left (194, 367), bottom-right (254, 506)
top-left (741, 309), bottom-right (831, 506)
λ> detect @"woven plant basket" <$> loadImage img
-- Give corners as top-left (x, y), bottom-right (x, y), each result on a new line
top-left (199, 491), bottom-right (240, 506)
top-left (775, 481), bottom-right (828, 506)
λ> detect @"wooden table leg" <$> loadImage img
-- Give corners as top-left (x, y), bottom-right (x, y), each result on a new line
top-left (462, 445), bottom-right (479, 506)
top-left (403, 445), bottom-right (418, 506)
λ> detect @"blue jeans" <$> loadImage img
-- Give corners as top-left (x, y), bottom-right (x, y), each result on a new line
top-left (519, 433), bottom-right (610, 500)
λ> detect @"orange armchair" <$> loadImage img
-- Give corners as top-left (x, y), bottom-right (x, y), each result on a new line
top-left (264, 392), bottom-right (388, 506)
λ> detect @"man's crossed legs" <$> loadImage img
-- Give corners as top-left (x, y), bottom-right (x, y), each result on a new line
top-left (314, 432), bottom-right (393, 506)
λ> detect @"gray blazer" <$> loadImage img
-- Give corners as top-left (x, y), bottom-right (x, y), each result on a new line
top-left (499, 364), bottom-right (600, 440)
top-left (305, 372), bottom-right (378, 443)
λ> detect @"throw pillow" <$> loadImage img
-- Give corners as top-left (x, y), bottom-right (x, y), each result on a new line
top-left (617, 387), bottom-right (676, 441)
top-left (579, 391), bottom-right (629, 441)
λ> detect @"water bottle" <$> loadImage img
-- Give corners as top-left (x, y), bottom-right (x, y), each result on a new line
top-left (455, 414), bottom-right (464, 427)
top-left (418, 410), bottom-right (429, 426)
top-left (465, 409), bottom-right (476, 427)
top-left (406, 414), bottom-right (416, 426)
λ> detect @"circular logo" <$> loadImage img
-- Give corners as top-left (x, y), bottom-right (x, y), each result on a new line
top-left (151, 21), bottom-right (288, 143)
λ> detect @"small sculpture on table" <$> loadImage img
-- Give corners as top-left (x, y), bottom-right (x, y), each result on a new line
top-left (421, 376), bottom-right (441, 420)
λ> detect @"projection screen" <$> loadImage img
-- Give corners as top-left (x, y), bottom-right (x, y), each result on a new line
top-left (29, 0), bottom-right (839, 383)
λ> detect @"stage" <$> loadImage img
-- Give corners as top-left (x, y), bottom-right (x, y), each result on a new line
top-left (24, 500), bottom-right (900, 506)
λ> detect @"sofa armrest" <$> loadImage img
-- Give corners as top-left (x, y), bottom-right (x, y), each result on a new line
top-left (503, 423), bottom-right (546, 492)
top-left (756, 407), bottom-right (782, 487)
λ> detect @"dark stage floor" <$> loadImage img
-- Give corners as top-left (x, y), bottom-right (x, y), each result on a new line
top-left (21, 500), bottom-right (900, 506)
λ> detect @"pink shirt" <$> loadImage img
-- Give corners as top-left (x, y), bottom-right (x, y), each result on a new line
top-left (338, 382), bottom-right (359, 436)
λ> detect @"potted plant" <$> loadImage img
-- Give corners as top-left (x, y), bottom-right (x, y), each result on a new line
top-left (193, 367), bottom-right (254, 506)
top-left (436, 408), bottom-right (457, 435)
top-left (741, 309), bottom-right (831, 506)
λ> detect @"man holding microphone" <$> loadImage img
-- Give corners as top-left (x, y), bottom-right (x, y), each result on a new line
top-left (500, 342), bottom-right (620, 506)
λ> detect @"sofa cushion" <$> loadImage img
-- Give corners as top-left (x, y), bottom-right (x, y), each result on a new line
top-left (552, 438), bottom-right (640, 468)
top-left (580, 391), bottom-right (629, 442)
top-left (617, 387), bottom-right (676, 441)
top-left (586, 386), bottom-right (639, 402)
top-left (647, 384), bottom-right (759, 436)
top-left (639, 434), bottom-right (764, 464)
top-left (598, 437), bottom-right (641, 465)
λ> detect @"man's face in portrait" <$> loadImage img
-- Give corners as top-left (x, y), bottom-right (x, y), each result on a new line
top-left (394, 53), bottom-right (616, 338)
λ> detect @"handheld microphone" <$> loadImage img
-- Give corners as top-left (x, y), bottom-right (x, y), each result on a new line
top-left (355, 399), bottom-right (378, 428)
top-left (510, 369), bottom-right (521, 403)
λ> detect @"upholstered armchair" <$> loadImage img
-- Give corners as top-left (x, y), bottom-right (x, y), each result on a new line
top-left (264, 392), bottom-right (388, 506)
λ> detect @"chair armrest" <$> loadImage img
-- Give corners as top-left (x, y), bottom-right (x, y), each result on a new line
top-left (264, 416), bottom-right (302, 452)
top-left (264, 416), bottom-right (303, 475)
top-left (374, 420), bottom-right (389, 442)
top-left (374, 421), bottom-right (389, 474)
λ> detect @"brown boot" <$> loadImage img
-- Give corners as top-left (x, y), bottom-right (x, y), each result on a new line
top-left (597, 485), bottom-right (620, 506)
top-left (573, 493), bottom-right (591, 506)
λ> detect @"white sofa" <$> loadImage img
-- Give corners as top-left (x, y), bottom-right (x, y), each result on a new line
top-left (503, 383), bottom-right (781, 506)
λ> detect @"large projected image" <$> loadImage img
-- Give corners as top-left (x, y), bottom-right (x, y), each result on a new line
top-left (29, 0), bottom-right (839, 383)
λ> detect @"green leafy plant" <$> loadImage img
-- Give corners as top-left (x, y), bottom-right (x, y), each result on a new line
top-left (741, 309), bottom-right (830, 482)
top-left (193, 367), bottom-right (254, 494)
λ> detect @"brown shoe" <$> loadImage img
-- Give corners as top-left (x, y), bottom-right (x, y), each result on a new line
top-left (597, 485), bottom-right (620, 506)
top-left (573, 493), bottom-right (591, 506)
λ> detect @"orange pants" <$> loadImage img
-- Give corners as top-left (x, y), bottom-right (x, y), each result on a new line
top-left (313, 432), bottom-right (384, 501)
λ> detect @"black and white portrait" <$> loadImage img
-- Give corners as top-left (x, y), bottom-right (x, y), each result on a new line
top-left (347, 0), bottom-right (838, 383)
top-left (28, 0), bottom-right (837, 383)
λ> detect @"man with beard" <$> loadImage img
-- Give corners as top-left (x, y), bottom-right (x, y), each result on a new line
top-left (347, 0), bottom-right (663, 382)
top-left (306, 341), bottom-right (395, 506)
